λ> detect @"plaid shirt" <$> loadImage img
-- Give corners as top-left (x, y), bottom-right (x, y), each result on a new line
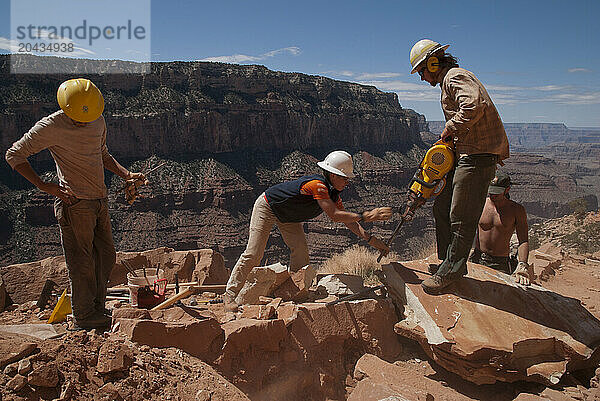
top-left (441, 68), bottom-right (509, 161)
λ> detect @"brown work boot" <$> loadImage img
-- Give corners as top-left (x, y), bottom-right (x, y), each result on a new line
top-left (223, 293), bottom-right (239, 312)
top-left (70, 313), bottom-right (112, 331)
top-left (421, 274), bottom-right (459, 295)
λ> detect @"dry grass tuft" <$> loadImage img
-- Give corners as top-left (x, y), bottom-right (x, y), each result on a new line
top-left (319, 245), bottom-right (399, 285)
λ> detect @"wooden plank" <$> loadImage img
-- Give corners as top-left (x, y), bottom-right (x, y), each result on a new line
top-left (151, 287), bottom-right (196, 311)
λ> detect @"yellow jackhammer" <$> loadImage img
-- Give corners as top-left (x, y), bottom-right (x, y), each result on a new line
top-left (377, 139), bottom-right (455, 262)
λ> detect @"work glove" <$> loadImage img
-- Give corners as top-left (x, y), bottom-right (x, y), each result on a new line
top-left (124, 172), bottom-right (148, 205)
top-left (368, 235), bottom-right (389, 257)
top-left (362, 207), bottom-right (392, 222)
top-left (513, 261), bottom-right (531, 286)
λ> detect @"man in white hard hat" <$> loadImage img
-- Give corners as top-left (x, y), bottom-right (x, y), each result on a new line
top-left (5, 78), bottom-right (146, 330)
top-left (409, 39), bottom-right (510, 294)
top-left (224, 150), bottom-right (392, 311)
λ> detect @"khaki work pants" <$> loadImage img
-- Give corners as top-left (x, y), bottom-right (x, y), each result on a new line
top-left (226, 194), bottom-right (309, 297)
top-left (55, 198), bottom-right (116, 321)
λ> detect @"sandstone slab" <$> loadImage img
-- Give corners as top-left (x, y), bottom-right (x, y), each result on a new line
top-left (284, 299), bottom-right (402, 360)
top-left (113, 306), bottom-right (224, 362)
top-left (316, 274), bottom-right (365, 296)
top-left (0, 255), bottom-right (69, 304)
top-left (239, 304), bottom-right (276, 320)
top-left (273, 265), bottom-right (317, 302)
top-left (217, 318), bottom-right (289, 375)
top-left (378, 259), bottom-right (600, 385)
top-left (0, 323), bottom-right (65, 340)
top-left (235, 262), bottom-right (290, 305)
top-left (190, 249), bottom-right (229, 284)
top-left (349, 353), bottom-right (517, 401)
top-left (4, 361), bottom-right (17, 376)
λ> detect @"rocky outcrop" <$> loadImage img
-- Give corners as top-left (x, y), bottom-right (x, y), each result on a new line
top-left (501, 154), bottom-right (598, 220)
top-left (529, 212), bottom-right (600, 256)
top-left (377, 258), bottom-right (600, 385)
top-left (215, 298), bottom-right (402, 400)
top-left (0, 247), bottom-right (227, 304)
top-left (110, 296), bottom-right (402, 400)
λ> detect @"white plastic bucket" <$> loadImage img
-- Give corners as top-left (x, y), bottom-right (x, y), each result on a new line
top-left (127, 269), bottom-right (164, 307)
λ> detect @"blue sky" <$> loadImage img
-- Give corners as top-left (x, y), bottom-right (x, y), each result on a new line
top-left (1, 0), bottom-right (599, 127)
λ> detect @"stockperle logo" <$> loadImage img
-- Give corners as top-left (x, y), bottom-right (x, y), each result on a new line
top-left (10, 0), bottom-right (151, 74)
top-left (15, 20), bottom-right (147, 46)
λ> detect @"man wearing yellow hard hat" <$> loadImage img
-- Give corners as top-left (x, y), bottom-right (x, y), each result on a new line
top-left (5, 79), bottom-right (145, 330)
top-left (409, 39), bottom-right (510, 294)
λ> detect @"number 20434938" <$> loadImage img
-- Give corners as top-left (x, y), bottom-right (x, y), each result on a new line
top-left (18, 42), bottom-right (74, 53)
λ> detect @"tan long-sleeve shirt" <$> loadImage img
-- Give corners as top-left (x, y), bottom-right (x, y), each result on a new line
top-left (441, 67), bottom-right (510, 161)
top-left (5, 110), bottom-right (111, 199)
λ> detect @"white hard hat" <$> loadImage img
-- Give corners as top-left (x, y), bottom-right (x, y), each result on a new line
top-left (317, 151), bottom-right (355, 178)
top-left (409, 39), bottom-right (449, 74)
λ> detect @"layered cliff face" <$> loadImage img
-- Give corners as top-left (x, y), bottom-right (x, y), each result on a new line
top-left (0, 55), bottom-right (428, 268)
top-left (1, 55), bottom-right (424, 160)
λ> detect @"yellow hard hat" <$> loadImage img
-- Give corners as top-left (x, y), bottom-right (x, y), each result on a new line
top-left (409, 39), bottom-right (449, 74)
top-left (57, 78), bottom-right (104, 122)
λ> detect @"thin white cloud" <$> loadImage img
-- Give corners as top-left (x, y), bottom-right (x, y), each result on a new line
top-left (532, 85), bottom-right (570, 91)
top-left (263, 47), bottom-right (300, 58)
top-left (568, 68), bottom-right (591, 73)
top-left (319, 70), bottom-right (355, 77)
top-left (486, 84), bottom-right (526, 91)
top-left (355, 72), bottom-right (402, 80)
top-left (0, 37), bottom-right (20, 52)
top-left (200, 46), bottom-right (301, 63)
top-left (394, 90), bottom-right (440, 101)
top-left (544, 92), bottom-right (600, 105)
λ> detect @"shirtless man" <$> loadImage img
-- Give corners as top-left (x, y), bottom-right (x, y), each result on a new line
top-left (470, 171), bottom-right (531, 285)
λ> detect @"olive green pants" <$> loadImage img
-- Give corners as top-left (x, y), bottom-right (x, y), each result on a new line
top-left (433, 154), bottom-right (497, 278)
